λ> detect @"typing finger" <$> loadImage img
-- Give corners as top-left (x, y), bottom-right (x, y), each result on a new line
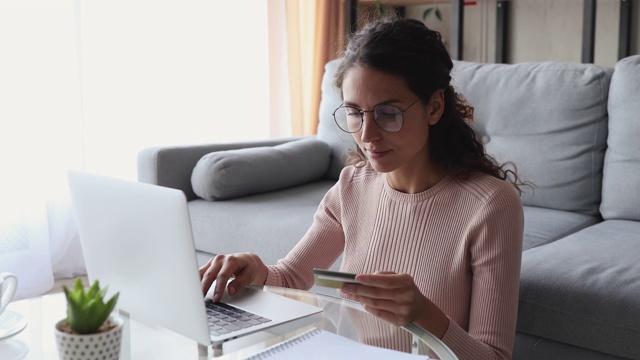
top-left (227, 265), bottom-right (256, 296)
top-left (198, 258), bottom-right (212, 279)
top-left (200, 256), bottom-right (224, 296)
top-left (214, 255), bottom-right (246, 301)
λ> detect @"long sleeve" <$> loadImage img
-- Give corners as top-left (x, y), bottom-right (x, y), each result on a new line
top-left (439, 181), bottom-right (524, 360)
top-left (265, 181), bottom-right (346, 289)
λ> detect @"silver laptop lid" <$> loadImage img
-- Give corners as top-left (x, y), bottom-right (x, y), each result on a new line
top-left (68, 170), bottom-right (323, 347)
top-left (68, 170), bottom-right (212, 345)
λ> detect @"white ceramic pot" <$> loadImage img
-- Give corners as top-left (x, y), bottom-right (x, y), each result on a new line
top-left (54, 315), bottom-right (123, 360)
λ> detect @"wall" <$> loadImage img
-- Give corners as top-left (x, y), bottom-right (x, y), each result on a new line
top-left (406, 0), bottom-right (640, 66)
top-left (359, 1), bottom-right (494, 62)
top-left (406, 1), bottom-right (496, 63)
top-left (508, 0), bottom-right (631, 67)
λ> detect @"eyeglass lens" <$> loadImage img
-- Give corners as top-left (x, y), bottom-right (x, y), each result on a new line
top-left (334, 104), bottom-right (404, 133)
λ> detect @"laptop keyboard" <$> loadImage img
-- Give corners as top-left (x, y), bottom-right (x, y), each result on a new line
top-left (205, 301), bottom-right (272, 336)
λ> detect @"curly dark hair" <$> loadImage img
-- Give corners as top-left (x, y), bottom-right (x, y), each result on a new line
top-left (334, 16), bottom-right (528, 193)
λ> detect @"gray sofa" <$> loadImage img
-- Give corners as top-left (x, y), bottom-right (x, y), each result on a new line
top-left (138, 55), bottom-right (640, 360)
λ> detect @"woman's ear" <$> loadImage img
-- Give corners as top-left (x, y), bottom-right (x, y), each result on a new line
top-left (427, 89), bottom-right (445, 125)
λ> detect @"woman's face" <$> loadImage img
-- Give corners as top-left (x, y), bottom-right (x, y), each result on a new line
top-left (341, 66), bottom-right (442, 177)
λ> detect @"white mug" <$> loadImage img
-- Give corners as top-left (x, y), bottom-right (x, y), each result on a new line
top-left (0, 272), bottom-right (18, 316)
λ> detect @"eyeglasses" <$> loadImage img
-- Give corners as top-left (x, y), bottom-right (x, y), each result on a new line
top-left (332, 98), bottom-right (421, 133)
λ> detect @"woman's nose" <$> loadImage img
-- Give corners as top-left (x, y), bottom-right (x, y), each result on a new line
top-left (359, 112), bottom-right (381, 142)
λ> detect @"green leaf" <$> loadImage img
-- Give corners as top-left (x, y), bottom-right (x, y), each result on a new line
top-left (435, 8), bottom-right (443, 21)
top-left (374, 1), bottom-right (385, 17)
top-left (62, 278), bottom-right (119, 334)
top-left (422, 8), bottom-right (433, 21)
top-left (75, 278), bottom-right (83, 291)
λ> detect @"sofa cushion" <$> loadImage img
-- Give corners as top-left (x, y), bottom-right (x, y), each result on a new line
top-left (188, 180), bottom-right (337, 265)
top-left (522, 206), bottom-right (600, 251)
top-left (316, 58), bottom-right (358, 180)
top-left (191, 139), bottom-right (331, 200)
top-left (601, 55), bottom-right (640, 221)
top-left (514, 332), bottom-right (628, 360)
top-left (452, 61), bottom-right (613, 216)
top-left (518, 220), bottom-right (640, 359)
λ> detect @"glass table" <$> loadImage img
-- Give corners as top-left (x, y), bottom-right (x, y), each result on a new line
top-left (1, 285), bottom-right (457, 359)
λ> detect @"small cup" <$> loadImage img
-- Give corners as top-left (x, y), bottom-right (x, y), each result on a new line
top-left (0, 272), bottom-right (18, 316)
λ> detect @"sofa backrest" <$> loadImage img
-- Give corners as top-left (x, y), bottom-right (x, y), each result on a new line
top-left (316, 58), bottom-right (357, 180)
top-left (452, 61), bottom-right (613, 216)
top-left (601, 55), bottom-right (640, 221)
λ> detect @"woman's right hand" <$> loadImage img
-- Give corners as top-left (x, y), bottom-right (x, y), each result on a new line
top-left (199, 252), bottom-right (269, 302)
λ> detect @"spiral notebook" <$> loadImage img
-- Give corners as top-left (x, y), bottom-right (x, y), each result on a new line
top-left (244, 328), bottom-right (430, 360)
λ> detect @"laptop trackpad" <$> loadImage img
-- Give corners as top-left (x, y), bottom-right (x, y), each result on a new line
top-left (219, 286), bottom-right (322, 323)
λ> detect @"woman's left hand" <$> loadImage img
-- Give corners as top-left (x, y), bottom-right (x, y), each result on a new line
top-left (340, 271), bottom-right (449, 338)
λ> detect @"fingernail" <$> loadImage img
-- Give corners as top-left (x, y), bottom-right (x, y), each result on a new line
top-left (228, 285), bottom-right (235, 296)
top-left (342, 284), bottom-right (352, 293)
top-left (213, 292), bottom-right (219, 300)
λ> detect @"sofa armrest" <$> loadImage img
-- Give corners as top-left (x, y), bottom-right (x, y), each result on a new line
top-left (137, 136), bottom-right (311, 200)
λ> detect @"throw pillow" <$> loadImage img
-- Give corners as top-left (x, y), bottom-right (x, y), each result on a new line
top-left (191, 139), bottom-right (331, 201)
top-left (452, 60), bottom-right (613, 216)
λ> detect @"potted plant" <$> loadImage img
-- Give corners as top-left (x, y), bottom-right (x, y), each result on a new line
top-left (54, 278), bottom-right (122, 360)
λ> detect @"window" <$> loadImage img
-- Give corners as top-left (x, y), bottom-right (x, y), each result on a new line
top-left (0, 0), bottom-right (278, 298)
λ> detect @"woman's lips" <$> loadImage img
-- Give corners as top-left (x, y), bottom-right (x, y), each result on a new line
top-left (367, 149), bottom-right (391, 159)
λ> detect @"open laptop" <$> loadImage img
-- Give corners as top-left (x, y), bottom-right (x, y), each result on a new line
top-left (67, 170), bottom-right (322, 347)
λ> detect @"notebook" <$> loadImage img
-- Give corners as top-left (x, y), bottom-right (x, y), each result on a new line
top-left (244, 328), bottom-right (430, 359)
top-left (67, 170), bottom-right (322, 347)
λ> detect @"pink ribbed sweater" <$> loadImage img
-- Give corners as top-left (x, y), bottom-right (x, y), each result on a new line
top-left (265, 163), bottom-right (524, 360)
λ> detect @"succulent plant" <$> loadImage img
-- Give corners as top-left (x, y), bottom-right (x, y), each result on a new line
top-left (62, 278), bottom-right (119, 334)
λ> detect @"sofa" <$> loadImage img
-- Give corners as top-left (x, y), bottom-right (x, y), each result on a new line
top-left (138, 54), bottom-right (640, 360)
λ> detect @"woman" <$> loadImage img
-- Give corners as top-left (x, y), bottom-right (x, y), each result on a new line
top-left (200, 16), bottom-right (526, 360)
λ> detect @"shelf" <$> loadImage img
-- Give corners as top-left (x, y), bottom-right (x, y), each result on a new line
top-left (358, 0), bottom-right (448, 5)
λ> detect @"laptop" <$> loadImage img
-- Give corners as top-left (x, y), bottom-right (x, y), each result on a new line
top-left (67, 170), bottom-right (322, 347)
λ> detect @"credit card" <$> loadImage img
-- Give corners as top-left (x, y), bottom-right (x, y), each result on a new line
top-left (313, 268), bottom-right (359, 288)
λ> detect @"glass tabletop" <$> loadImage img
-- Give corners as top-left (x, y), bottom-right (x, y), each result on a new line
top-left (213, 285), bottom-right (458, 360)
top-left (2, 286), bottom-right (457, 360)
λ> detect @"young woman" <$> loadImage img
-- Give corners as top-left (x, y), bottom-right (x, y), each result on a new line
top-left (200, 16), bottom-right (526, 360)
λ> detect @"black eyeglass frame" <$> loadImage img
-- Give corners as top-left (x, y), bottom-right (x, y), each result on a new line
top-left (332, 97), bottom-right (422, 133)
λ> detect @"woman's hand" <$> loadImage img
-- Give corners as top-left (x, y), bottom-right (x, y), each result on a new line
top-left (199, 252), bottom-right (268, 302)
top-left (340, 271), bottom-right (449, 338)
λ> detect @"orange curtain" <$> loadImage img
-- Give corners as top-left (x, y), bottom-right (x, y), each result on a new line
top-left (285, 0), bottom-right (346, 136)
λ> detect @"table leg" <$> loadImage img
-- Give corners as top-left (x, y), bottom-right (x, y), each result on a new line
top-left (212, 343), bottom-right (223, 357)
top-left (198, 343), bottom-right (209, 358)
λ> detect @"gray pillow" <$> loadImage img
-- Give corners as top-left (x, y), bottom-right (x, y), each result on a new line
top-left (452, 60), bottom-right (613, 216)
top-left (191, 139), bottom-right (331, 201)
top-left (601, 55), bottom-right (640, 221)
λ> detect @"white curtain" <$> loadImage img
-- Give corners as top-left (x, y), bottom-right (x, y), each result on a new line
top-left (0, 0), bottom-right (283, 299)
